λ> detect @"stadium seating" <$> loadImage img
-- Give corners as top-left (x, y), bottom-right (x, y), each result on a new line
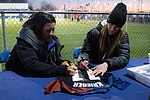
top-left (72, 47), bottom-right (81, 64)
top-left (72, 47), bottom-right (97, 67)
top-left (0, 50), bottom-right (10, 63)
top-left (0, 50), bottom-right (11, 71)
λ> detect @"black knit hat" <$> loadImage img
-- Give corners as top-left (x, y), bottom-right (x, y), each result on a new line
top-left (107, 3), bottom-right (127, 28)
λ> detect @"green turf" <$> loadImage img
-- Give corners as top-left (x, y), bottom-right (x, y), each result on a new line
top-left (0, 18), bottom-right (150, 63)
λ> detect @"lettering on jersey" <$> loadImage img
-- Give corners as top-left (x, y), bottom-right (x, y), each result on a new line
top-left (73, 82), bottom-right (104, 88)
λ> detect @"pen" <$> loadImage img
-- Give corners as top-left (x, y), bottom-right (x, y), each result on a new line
top-left (83, 60), bottom-right (89, 70)
top-left (80, 57), bottom-right (89, 70)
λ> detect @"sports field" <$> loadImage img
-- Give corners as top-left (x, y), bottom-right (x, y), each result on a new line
top-left (0, 18), bottom-right (150, 62)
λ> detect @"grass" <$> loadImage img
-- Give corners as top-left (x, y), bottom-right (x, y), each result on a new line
top-left (0, 18), bottom-right (150, 63)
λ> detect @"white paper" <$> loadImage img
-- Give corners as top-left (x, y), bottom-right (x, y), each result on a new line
top-left (87, 69), bottom-right (100, 80)
top-left (72, 69), bottom-right (100, 81)
top-left (72, 70), bottom-right (84, 81)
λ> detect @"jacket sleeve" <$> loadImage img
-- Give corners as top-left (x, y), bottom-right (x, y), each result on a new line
top-left (105, 32), bottom-right (130, 71)
top-left (16, 41), bottom-right (67, 77)
top-left (78, 29), bottom-right (98, 62)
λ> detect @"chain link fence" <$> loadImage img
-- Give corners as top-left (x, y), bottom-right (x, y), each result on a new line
top-left (0, 11), bottom-right (150, 62)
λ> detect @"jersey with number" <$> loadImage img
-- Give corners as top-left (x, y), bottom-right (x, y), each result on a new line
top-left (45, 68), bottom-right (130, 95)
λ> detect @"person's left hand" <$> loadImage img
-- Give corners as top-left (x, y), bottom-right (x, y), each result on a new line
top-left (91, 62), bottom-right (108, 76)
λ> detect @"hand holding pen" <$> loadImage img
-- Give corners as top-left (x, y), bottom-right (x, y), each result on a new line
top-left (61, 60), bottom-right (77, 76)
top-left (79, 60), bottom-right (89, 70)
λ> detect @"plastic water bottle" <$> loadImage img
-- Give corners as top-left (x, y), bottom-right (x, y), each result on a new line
top-left (0, 64), bottom-right (2, 72)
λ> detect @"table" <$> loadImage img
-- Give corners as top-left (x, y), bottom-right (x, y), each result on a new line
top-left (0, 58), bottom-right (149, 100)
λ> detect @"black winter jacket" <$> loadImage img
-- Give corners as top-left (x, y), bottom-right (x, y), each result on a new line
top-left (78, 20), bottom-right (130, 71)
top-left (5, 27), bottom-right (67, 77)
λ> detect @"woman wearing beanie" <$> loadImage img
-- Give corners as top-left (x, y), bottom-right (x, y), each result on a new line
top-left (78, 3), bottom-right (130, 76)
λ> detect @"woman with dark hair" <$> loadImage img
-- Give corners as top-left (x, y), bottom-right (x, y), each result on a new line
top-left (5, 12), bottom-right (77, 77)
top-left (78, 3), bottom-right (130, 76)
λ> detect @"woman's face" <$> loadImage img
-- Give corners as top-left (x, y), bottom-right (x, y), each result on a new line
top-left (107, 23), bottom-right (120, 36)
top-left (42, 22), bottom-right (56, 42)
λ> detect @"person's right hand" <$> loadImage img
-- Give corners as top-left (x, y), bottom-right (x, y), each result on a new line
top-left (79, 60), bottom-right (89, 70)
top-left (67, 63), bottom-right (77, 76)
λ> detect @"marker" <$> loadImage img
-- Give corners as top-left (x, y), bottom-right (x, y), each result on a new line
top-left (83, 60), bottom-right (89, 70)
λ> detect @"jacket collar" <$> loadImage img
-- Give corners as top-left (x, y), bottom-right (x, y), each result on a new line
top-left (96, 19), bottom-right (107, 31)
top-left (17, 27), bottom-right (42, 52)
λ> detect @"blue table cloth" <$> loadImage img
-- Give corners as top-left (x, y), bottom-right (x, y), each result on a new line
top-left (0, 58), bottom-right (149, 100)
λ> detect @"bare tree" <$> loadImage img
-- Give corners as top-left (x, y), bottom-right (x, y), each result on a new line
top-left (28, 3), bottom-right (33, 10)
top-left (40, 1), bottom-right (57, 11)
top-left (0, 0), bottom-right (27, 3)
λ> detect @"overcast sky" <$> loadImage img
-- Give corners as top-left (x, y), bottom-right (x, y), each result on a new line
top-left (28, 0), bottom-right (150, 12)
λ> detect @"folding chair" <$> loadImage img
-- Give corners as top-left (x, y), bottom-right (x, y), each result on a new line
top-left (0, 50), bottom-right (11, 71)
top-left (72, 47), bottom-right (81, 64)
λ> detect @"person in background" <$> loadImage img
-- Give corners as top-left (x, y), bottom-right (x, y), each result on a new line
top-left (5, 12), bottom-right (77, 77)
top-left (19, 14), bottom-right (23, 23)
top-left (76, 14), bottom-right (81, 22)
top-left (78, 3), bottom-right (130, 76)
top-left (70, 14), bottom-right (74, 22)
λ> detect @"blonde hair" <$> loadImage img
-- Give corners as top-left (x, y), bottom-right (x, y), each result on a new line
top-left (99, 25), bottom-right (124, 58)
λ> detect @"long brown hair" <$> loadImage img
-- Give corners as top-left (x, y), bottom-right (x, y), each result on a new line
top-left (99, 25), bottom-right (124, 58)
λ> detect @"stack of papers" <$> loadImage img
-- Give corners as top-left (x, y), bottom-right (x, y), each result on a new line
top-left (127, 64), bottom-right (150, 87)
